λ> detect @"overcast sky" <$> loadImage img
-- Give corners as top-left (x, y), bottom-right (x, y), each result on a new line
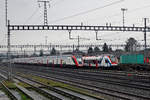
top-left (0, 0), bottom-right (150, 46)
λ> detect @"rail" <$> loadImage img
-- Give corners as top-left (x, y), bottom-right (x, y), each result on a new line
top-left (1, 81), bottom-right (18, 100)
top-left (15, 75), bottom-right (86, 100)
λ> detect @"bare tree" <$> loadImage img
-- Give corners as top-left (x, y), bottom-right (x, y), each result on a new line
top-left (103, 43), bottom-right (109, 52)
top-left (94, 46), bottom-right (100, 53)
top-left (125, 37), bottom-right (137, 52)
top-left (88, 47), bottom-right (93, 54)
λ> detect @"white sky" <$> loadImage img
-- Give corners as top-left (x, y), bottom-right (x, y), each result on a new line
top-left (0, 0), bottom-right (150, 46)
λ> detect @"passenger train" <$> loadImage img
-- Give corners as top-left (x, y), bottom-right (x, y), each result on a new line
top-left (12, 54), bottom-right (118, 68)
top-left (82, 54), bottom-right (118, 68)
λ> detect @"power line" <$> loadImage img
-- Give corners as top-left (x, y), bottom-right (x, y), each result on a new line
top-left (49, 0), bottom-right (124, 23)
top-left (23, 0), bottom-right (64, 24)
top-left (23, 8), bottom-right (40, 24)
top-left (51, 0), bottom-right (65, 7)
top-left (84, 4), bottom-right (150, 25)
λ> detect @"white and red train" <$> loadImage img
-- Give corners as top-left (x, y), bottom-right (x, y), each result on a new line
top-left (12, 54), bottom-right (118, 68)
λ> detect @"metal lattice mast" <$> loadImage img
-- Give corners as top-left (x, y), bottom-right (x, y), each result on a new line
top-left (121, 8), bottom-right (127, 27)
top-left (38, 0), bottom-right (50, 25)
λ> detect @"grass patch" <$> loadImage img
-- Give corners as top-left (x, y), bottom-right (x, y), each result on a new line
top-left (17, 82), bottom-right (31, 88)
top-left (17, 90), bottom-right (31, 100)
top-left (1, 80), bottom-right (31, 100)
top-left (3, 80), bottom-right (16, 88)
top-left (20, 73), bottom-right (104, 99)
top-left (0, 84), bottom-right (2, 89)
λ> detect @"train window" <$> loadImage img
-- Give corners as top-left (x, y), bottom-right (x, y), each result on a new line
top-left (83, 60), bottom-right (89, 63)
top-left (105, 59), bottom-right (109, 63)
top-left (78, 61), bottom-right (82, 64)
top-left (92, 60), bottom-right (96, 64)
top-left (98, 59), bottom-right (102, 64)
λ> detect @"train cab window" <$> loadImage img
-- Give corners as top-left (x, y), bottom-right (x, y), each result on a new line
top-left (78, 61), bottom-right (82, 64)
top-left (110, 56), bottom-right (115, 62)
top-left (77, 58), bottom-right (82, 64)
top-left (105, 59), bottom-right (109, 63)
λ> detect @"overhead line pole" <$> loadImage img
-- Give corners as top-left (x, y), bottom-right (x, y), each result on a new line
top-left (38, 0), bottom-right (50, 25)
top-left (121, 8), bottom-right (127, 27)
top-left (5, 0), bottom-right (8, 26)
top-left (7, 20), bottom-right (150, 58)
top-left (1, 44), bottom-right (150, 49)
top-left (68, 31), bottom-right (89, 51)
top-left (7, 20), bottom-right (12, 80)
top-left (144, 18), bottom-right (148, 50)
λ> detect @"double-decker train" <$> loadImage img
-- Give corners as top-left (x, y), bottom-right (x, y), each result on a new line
top-left (82, 54), bottom-right (118, 68)
top-left (12, 54), bottom-right (118, 68)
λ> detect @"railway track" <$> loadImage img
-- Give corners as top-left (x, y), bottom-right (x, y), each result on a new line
top-left (0, 75), bottom-right (6, 82)
top-left (0, 66), bottom-right (103, 100)
top-left (15, 76), bottom-right (67, 100)
top-left (9, 65), bottom-right (150, 100)
top-left (1, 81), bottom-right (18, 100)
top-left (43, 66), bottom-right (150, 82)
top-left (23, 70), bottom-right (150, 100)
top-left (0, 64), bottom-right (150, 100)
top-left (48, 69), bottom-right (150, 90)
top-left (15, 75), bottom-right (88, 100)
top-left (19, 65), bottom-right (150, 91)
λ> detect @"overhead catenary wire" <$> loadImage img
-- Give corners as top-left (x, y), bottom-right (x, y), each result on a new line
top-left (23, 7), bottom-right (40, 24)
top-left (83, 4), bottom-right (150, 26)
top-left (89, 3), bottom-right (150, 43)
top-left (51, 0), bottom-right (65, 8)
top-left (4, 0), bottom-right (150, 46)
top-left (108, 4), bottom-right (150, 19)
top-left (24, 0), bottom-right (66, 25)
top-left (49, 0), bottom-right (125, 23)
top-left (0, 34), bottom-right (7, 45)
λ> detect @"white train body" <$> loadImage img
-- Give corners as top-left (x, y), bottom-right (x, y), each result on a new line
top-left (13, 55), bottom-right (83, 67)
top-left (12, 54), bottom-right (118, 68)
top-left (82, 55), bottom-right (118, 67)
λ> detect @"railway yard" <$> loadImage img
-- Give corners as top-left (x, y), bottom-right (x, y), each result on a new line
top-left (1, 0), bottom-right (150, 100)
top-left (0, 63), bottom-right (149, 100)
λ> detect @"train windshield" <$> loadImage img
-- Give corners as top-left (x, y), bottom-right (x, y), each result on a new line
top-left (110, 56), bottom-right (116, 62)
top-left (77, 58), bottom-right (82, 64)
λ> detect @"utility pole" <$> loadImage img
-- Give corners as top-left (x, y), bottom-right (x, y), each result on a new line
top-left (121, 8), bottom-right (127, 27)
top-left (77, 35), bottom-right (80, 51)
top-left (24, 50), bottom-right (26, 58)
top-left (45, 36), bottom-right (48, 45)
top-left (73, 44), bottom-right (75, 52)
top-left (38, 0), bottom-right (51, 25)
top-left (95, 30), bottom-right (101, 40)
top-left (5, 0), bottom-right (8, 26)
top-left (34, 46), bottom-right (36, 55)
top-left (68, 31), bottom-right (89, 51)
top-left (144, 18), bottom-right (149, 50)
top-left (7, 20), bottom-right (12, 80)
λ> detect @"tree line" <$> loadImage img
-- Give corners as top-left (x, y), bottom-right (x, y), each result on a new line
top-left (34, 37), bottom-right (139, 56)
